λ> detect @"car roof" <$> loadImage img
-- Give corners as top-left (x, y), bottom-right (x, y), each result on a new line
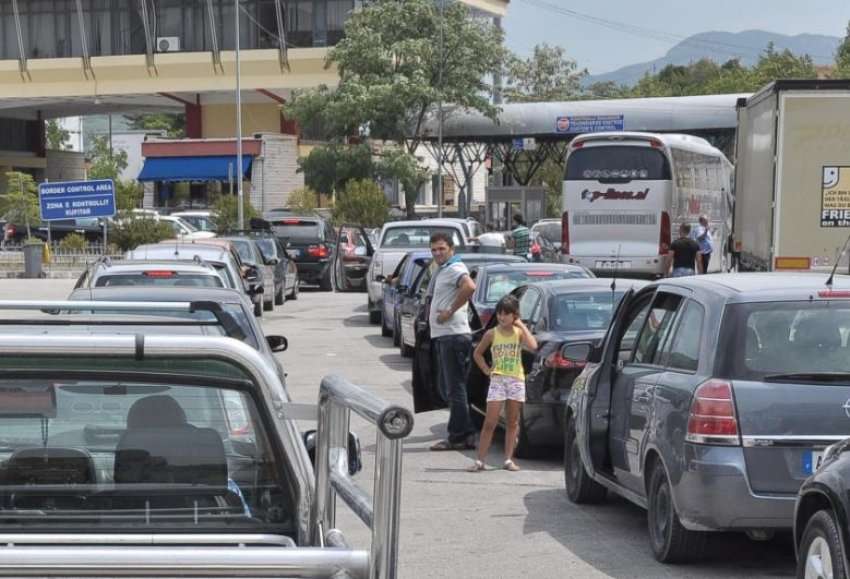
top-left (475, 263), bottom-right (585, 273)
top-left (70, 286), bottom-right (249, 304)
top-left (653, 272), bottom-right (850, 303)
top-left (383, 219), bottom-right (467, 229)
top-left (94, 261), bottom-right (218, 274)
top-left (128, 244), bottom-right (231, 261)
top-left (529, 278), bottom-right (649, 294)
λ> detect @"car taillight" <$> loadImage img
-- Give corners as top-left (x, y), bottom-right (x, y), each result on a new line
top-left (561, 211), bottom-right (570, 254)
top-left (531, 242), bottom-right (541, 255)
top-left (686, 379), bottom-right (740, 446)
top-left (143, 270), bottom-right (176, 278)
top-left (307, 244), bottom-right (329, 258)
top-left (545, 352), bottom-right (586, 370)
top-left (659, 210), bottom-right (671, 255)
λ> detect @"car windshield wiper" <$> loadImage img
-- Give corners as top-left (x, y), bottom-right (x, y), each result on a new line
top-left (763, 372), bottom-right (850, 383)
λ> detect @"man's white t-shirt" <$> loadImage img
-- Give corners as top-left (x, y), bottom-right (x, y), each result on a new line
top-left (428, 259), bottom-right (471, 339)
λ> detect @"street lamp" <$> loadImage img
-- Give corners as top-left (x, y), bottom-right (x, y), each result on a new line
top-left (235, 0), bottom-right (244, 230)
top-left (436, 0), bottom-right (445, 218)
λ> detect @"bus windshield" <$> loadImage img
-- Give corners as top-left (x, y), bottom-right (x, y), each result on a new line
top-left (565, 146), bottom-right (671, 181)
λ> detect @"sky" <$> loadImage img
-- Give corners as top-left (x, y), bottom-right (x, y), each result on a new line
top-left (503, 0), bottom-right (850, 75)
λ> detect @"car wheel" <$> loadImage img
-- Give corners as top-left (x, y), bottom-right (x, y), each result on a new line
top-left (288, 279), bottom-right (299, 300)
top-left (647, 462), bottom-right (706, 563)
top-left (319, 269), bottom-right (333, 292)
top-left (264, 295), bottom-right (274, 311)
top-left (381, 309), bottom-right (393, 337)
top-left (393, 314), bottom-right (401, 347)
top-left (368, 299), bottom-right (381, 325)
top-left (275, 285), bottom-right (284, 306)
top-left (254, 299), bottom-right (263, 317)
top-left (400, 339), bottom-right (415, 358)
top-left (563, 417), bottom-right (606, 504)
top-left (514, 408), bottom-right (542, 459)
top-left (798, 510), bottom-right (847, 579)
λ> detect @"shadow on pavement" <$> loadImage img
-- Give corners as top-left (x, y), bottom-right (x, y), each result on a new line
top-left (522, 488), bottom-right (796, 578)
top-left (364, 334), bottom-right (396, 349)
top-left (343, 313), bottom-right (372, 328)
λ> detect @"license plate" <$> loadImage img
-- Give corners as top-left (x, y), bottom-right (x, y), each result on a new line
top-left (289, 249), bottom-right (301, 257)
top-left (802, 449), bottom-right (825, 475)
top-left (595, 260), bottom-right (632, 269)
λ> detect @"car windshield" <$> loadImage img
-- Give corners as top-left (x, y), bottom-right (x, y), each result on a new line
top-left (532, 222), bottom-right (561, 243)
top-left (549, 291), bottom-right (625, 332)
top-left (253, 238), bottom-right (276, 260)
top-left (380, 227), bottom-right (462, 248)
top-left (230, 240), bottom-right (257, 264)
top-left (270, 222), bottom-right (321, 242)
top-left (721, 301), bottom-right (850, 379)
top-left (94, 274), bottom-right (223, 288)
top-left (0, 378), bottom-right (293, 533)
top-left (483, 271), bottom-right (590, 303)
top-left (179, 215), bottom-right (215, 231)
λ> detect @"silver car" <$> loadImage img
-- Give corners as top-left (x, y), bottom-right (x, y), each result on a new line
top-left (73, 259), bottom-right (225, 290)
top-left (562, 273), bottom-right (850, 563)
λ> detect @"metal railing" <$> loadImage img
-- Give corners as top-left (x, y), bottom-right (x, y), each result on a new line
top-left (312, 375), bottom-right (414, 579)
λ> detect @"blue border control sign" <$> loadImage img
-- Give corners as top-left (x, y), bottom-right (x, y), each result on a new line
top-left (555, 114), bottom-right (624, 134)
top-left (38, 179), bottom-right (116, 221)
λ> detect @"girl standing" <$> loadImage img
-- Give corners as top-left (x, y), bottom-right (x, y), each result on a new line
top-left (469, 295), bottom-right (537, 472)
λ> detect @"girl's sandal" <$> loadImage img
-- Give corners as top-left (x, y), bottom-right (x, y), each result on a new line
top-left (504, 459), bottom-right (520, 472)
top-left (467, 460), bottom-right (486, 472)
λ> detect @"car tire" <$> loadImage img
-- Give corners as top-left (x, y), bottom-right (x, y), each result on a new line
top-left (368, 300), bottom-right (381, 325)
top-left (564, 417), bottom-right (607, 504)
top-left (288, 279), bottom-right (299, 300)
top-left (264, 296), bottom-right (274, 311)
top-left (647, 462), bottom-right (706, 563)
top-left (254, 300), bottom-right (263, 317)
top-left (393, 314), bottom-right (401, 347)
top-left (514, 409), bottom-right (539, 459)
top-left (320, 269), bottom-right (333, 292)
top-left (798, 509), bottom-right (848, 579)
top-left (275, 285), bottom-right (284, 306)
top-left (381, 309), bottom-right (393, 337)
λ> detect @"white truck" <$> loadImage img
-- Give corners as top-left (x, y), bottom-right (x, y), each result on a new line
top-left (734, 80), bottom-right (850, 272)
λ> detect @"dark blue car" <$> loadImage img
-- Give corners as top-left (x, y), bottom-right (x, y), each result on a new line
top-left (380, 250), bottom-right (431, 345)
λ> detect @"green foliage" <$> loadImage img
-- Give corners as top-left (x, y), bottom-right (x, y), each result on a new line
top-left (287, 187), bottom-right (319, 214)
top-left (125, 113), bottom-right (185, 138)
top-left (504, 44), bottom-right (587, 102)
top-left (835, 22), bottom-right (850, 78)
top-left (58, 232), bottom-right (88, 252)
top-left (298, 144), bottom-right (374, 195)
top-left (110, 217), bottom-right (174, 252)
top-left (115, 180), bottom-right (143, 213)
top-left (530, 158), bottom-right (565, 218)
top-left (212, 195), bottom-right (259, 233)
top-left (88, 135), bottom-right (128, 181)
top-left (333, 180), bottom-right (390, 228)
top-left (376, 148), bottom-right (429, 218)
top-left (285, 0), bottom-right (506, 151)
top-left (1, 172), bottom-right (40, 237)
top-left (45, 120), bottom-right (71, 151)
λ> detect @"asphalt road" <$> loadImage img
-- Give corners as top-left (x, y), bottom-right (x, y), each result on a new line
top-left (0, 279), bottom-right (798, 579)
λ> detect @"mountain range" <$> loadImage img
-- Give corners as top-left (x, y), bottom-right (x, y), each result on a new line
top-left (586, 30), bottom-right (842, 87)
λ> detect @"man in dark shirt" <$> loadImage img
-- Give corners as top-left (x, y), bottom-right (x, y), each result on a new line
top-left (668, 223), bottom-right (702, 277)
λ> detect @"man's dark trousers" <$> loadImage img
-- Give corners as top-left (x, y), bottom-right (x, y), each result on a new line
top-left (434, 334), bottom-right (474, 444)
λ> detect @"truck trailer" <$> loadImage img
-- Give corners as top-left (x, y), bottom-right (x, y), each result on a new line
top-left (734, 80), bottom-right (850, 272)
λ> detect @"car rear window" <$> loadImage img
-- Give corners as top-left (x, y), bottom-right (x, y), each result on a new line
top-left (565, 145), bottom-right (672, 181)
top-left (719, 301), bottom-right (850, 379)
top-left (0, 378), bottom-right (293, 533)
top-left (271, 221), bottom-right (321, 242)
top-left (483, 270), bottom-right (591, 303)
top-left (532, 222), bottom-right (561, 243)
top-left (380, 227), bottom-right (462, 248)
top-left (549, 291), bottom-right (625, 332)
top-left (95, 274), bottom-right (223, 288)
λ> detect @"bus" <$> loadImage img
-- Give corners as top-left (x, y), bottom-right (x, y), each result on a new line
top-left (560, 132), bottom-right (733, 278)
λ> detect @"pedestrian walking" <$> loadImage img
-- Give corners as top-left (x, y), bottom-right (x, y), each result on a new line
top-left (509, 214), bottom-right (530, 257)
top-left (427, 232), bottom-right (478, 451)
top-left (668, 223), bottom-right (702, 277)
top-left (468, 295), bottom-right (537, 472)
top-left (691, 214), bottom-right (714, 274)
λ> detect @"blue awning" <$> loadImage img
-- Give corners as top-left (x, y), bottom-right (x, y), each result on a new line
top-left (137, 155), bottom-right (253, 182)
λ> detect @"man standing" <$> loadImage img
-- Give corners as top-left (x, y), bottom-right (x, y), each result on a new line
top-left (509, 214), bottom-right (529, 257)
top-left (691, 215), bottom-right (714, 274)
top-left (668, 223), bottom-right (702, 277)
top-left (428, 232), bottom-right (477, 451)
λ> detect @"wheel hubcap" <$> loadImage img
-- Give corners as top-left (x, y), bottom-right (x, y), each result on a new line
top-left (806, 536), bottom-right (834, 579)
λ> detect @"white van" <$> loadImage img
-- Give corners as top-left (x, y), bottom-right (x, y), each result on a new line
top-left (561, 132), bottom-right (733, 277)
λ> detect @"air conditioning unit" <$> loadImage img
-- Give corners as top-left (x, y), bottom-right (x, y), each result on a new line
top-left (156, 37), bottom-right (180, 53)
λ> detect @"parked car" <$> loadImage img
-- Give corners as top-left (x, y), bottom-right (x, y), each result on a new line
top-left (127, 241), bottom-right (264, 317)
top-left (380, 250), bottom-right (431, 344)
top-left (470, 263), bottom-right (595, 327)
top-left (367, 219), bottom-right (475, 325)
top-left (185, 239), bottom-right (266, 317)
top-left (397, 253), bottom-right (528, 358)
top-left (266, 214), bottom-right (337, 291)
top-left (171, 210), bottom-right (216, 232)
top-left (4, 216), bottom-right (107, 244)
top-left (332, 224), bottom-right (375, 292)
top-left (561, 273), bottom-right (850, 563)
top-left (156, 215), bottom-right (216, 241)
top-left (247, 231), bottom-right (300, 303)
top-left (530, 218), bottom-right (562, 252)
top-left (219, 235), bottom-right (277, 313)
top-left (0, 303), bottom-right (409, 578)
top-left (73, 259), bottom-right (225, 290)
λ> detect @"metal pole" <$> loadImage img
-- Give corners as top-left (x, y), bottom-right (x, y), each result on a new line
top-left (235, 0), bottom-right (245, 230)
top-left (108, 114), bottom-right (113, 159)
top-left (436, 0), bottom-right (445, 218)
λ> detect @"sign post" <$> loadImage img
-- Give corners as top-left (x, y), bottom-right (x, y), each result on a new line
top-left (38, 179), bottom-right (116, 254)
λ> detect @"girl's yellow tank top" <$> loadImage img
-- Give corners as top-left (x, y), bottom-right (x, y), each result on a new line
top-left (491, 326), bottom-right (524, 380)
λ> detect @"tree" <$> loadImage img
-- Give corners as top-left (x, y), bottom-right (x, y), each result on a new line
top-left (750, 43), bottom-right (816, 86)
top-left (504, 44), bottom-right (587, 102)
top-left (285, 0), bottom-right (505, 217)
top-left (88, 135), bottom-right (129, 181)
top-left (212, 194), bottom-right (259, 233)
top-left (45, 120), bottom-right (71, 151)
top-left (333, 180), bottom-right (390, 227)
top-left (835, 22), bottom-right (850, 78)
top-left (376, 148), bottom-right (430, 218)
top-left (1, 172), bottom-right (40, 238)
top-left (298, 144), bottom-right (374, 196)
top-left (110, 217), bottom-right (174, 252)
top-left (530, 158), bottom-right (565, 218)
top-left (286, 187), bottom-right (319, 214)
top-left (125, 113), bottom-right (185, 138)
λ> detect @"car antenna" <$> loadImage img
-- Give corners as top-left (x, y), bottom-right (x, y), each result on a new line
top-left (825, 231), bottom-right (850, 289)
top-left (610, 244), bottom-right (621, 295)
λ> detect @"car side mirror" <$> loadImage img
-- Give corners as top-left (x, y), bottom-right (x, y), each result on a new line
top-left (560, 342), bottom-right (593, 363)
top-left (376, 274), bottom-right (385, 282)
top-left (245, 265), bottom-right (261, 282)
top-left (302, 430), bottom-right (363, 476)
top-left (265, 257), bottom-right (280, 266)
top-left (266, 335), bottom-right (288, 352)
